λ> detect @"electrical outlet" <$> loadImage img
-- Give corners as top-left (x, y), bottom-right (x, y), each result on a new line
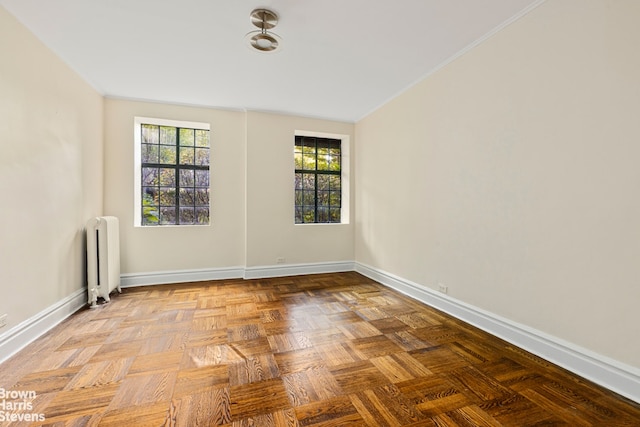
top-left (0, 314), bottom-right (7, 329)
top-left (438, 284), bottom-right (448, 294)
top-left (276, 257), bottom-right (286, 264)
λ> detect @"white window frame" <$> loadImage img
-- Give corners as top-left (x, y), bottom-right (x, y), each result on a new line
top-left (294, 130), bottom-right (350, 225)
top-left (134, 116), bottom-right (211, 227)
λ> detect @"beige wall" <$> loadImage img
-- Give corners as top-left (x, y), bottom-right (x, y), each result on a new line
top-left (103, 103), bottom-right (355, 273)
top-left (103, 99), bottom-right (246, 273)
top-left (0, 7), bottom-right (104, 331)
top-left (355, 0), bottom-right (640, 367)
top-left (245, 112), bottom-right (355, 267)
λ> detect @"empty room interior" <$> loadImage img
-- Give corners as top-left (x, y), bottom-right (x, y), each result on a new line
top-left (1, 0), bottom-right (640, 425)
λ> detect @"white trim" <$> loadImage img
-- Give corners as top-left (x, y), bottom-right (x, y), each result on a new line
top-left (120, 262), bottom-right (356, 285)
top-left (133, 116), bottom-right (211, 228)
top-left (244, 261), bottom-right (355, 280)
top-left (0, 289), bottom-right (86, 364)
top-left (294, 130), bottom-right (351, 225)
top-left (134, 116), bottom-right (211, 132)
top-left (120, 266), bottom-right (244, 287)
top-left (355, 262), bottom-right (640, 404)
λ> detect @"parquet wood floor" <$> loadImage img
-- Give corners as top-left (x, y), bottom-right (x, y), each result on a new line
top-left (1, 272), bottom-right (639, 426)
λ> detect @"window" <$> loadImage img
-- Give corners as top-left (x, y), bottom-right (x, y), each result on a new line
top-left (294, 135), bottom-right (341, 223)
top-left (135, 118), bottom-right (210, 226)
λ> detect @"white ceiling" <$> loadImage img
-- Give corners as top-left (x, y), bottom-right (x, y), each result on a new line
top-left (1, 0), bottom-right (543, 122)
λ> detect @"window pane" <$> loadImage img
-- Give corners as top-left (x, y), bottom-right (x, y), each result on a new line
top-left (142, 191), bottom-right (159, 225)
top-left (180, 207), bottom-right (195, 224)
top-left (302, 139), bottom-right (315, 154)
top-left (195, 148), bottom-right (209, 166)
top-left (317, 147), bottom-right (329, 171)
top-left (295, 206), bottom-right (303, 224)
top-left (317, 207), bottom-right (329, 222)
top-left (160, 207), bottom-right (176, 225)
top-left (317, 175), bottom-right (329, 191)
top-left (142, 144), bottom-right (159, 163)
top-left (159, 146), bottom-right (176, 164)
top-left (142, 124), bottom-right (159, 144)
top-left (142, 187), bottom-right (159, 204)
top-left (195, 170), bottom-right (209, 187)
top-left (142, 167), bottom-right (158, 186)
top-left (294, 152), bottom-right (302, 169)
top-left (195, 207), bottom-right (209, 224)
top-left (142, 189), bottom-right (160, 225)
top-left (317, 139), bottom-right (333, 149)
top-left (180, 128), bottom-right (195, 146)
top-left (195, 189), bottom-right (209, 206)
top-left (180, 170), bottom-right (194, 186)
top-left (180, 147), bottom-right (194, 165)
top-left (329, 175), bottom-right (341, 190)
top-left (195, 129), bottom-right (209, 147)
top-left (179, 188), bottom-right (194, 206)
top-left (294, 173), bottom-right (303, 190)
top-left (303, 206), bottom-right (315, 223)
top-left (303, 190), bottom-right (315, 206)
top-left (317, 190), bottom-right (329, 206)
top-left (302, 174), bottom-right (315, 190)
top-left (302, 154), bottom-right (316, 170)
top-left (142, 215), bottom-right (158, 226)
top-left (330, 208), bottom-right (341, 222)
top-left (330, 191), bottom-right (341, 206)
top-left (295, 190), bottom-right (303, 205)
top-left (160, 126), bottom-right (177, 145)
top-left (329, 155), bottom-right (341, 171)
top-left (159, 168), bottom-right (175, 186)
top-left (159, 188), bottom-right (176, 206)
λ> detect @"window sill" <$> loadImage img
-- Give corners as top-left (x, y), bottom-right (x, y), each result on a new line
top-left (294, 222), bottom-right (350, 226)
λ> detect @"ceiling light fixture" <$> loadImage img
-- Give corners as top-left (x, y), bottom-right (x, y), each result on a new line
top-left (246, 8), bottom-right (281, 53)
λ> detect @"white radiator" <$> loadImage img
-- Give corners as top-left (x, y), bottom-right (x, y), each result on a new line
top-left (86, 216), bottom-right (121, 308)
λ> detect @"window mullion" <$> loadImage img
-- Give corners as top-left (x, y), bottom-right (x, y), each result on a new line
top-left (313, 138), bottom-right (318, 223)
top-left (175, 128), bottom-right (181, 225)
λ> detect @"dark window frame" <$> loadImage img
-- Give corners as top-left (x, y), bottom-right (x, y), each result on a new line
top-left (294, 135), bottom-right (342, 224)
top-left (140, 124), bottom-right (210, 226)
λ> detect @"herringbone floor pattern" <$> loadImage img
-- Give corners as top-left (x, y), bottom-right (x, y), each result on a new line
top-left (1, 272), bottom-right (639, 426)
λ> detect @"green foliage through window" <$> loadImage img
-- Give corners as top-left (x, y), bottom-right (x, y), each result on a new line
top-left (294, 136), bottom-right (341, 223)
top-left (141, 124), bottom-right (210, 225)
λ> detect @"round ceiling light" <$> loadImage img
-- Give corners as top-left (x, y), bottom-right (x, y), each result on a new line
top-left (246, 8), bottom-right (281, 53)
top-left (248, 32), bottom-right (280, 52)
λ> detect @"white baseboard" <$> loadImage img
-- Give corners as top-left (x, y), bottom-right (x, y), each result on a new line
top-left (120, 266), bottom-right (245, 287)
top-left (355, 262), bottom-right (640, 404)
top-left (0, 288), bottom-right (86, 364)
top-left (119, 262), bottom-right (356, 285)
top-left (243, 261), bottom-right (355, 279)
